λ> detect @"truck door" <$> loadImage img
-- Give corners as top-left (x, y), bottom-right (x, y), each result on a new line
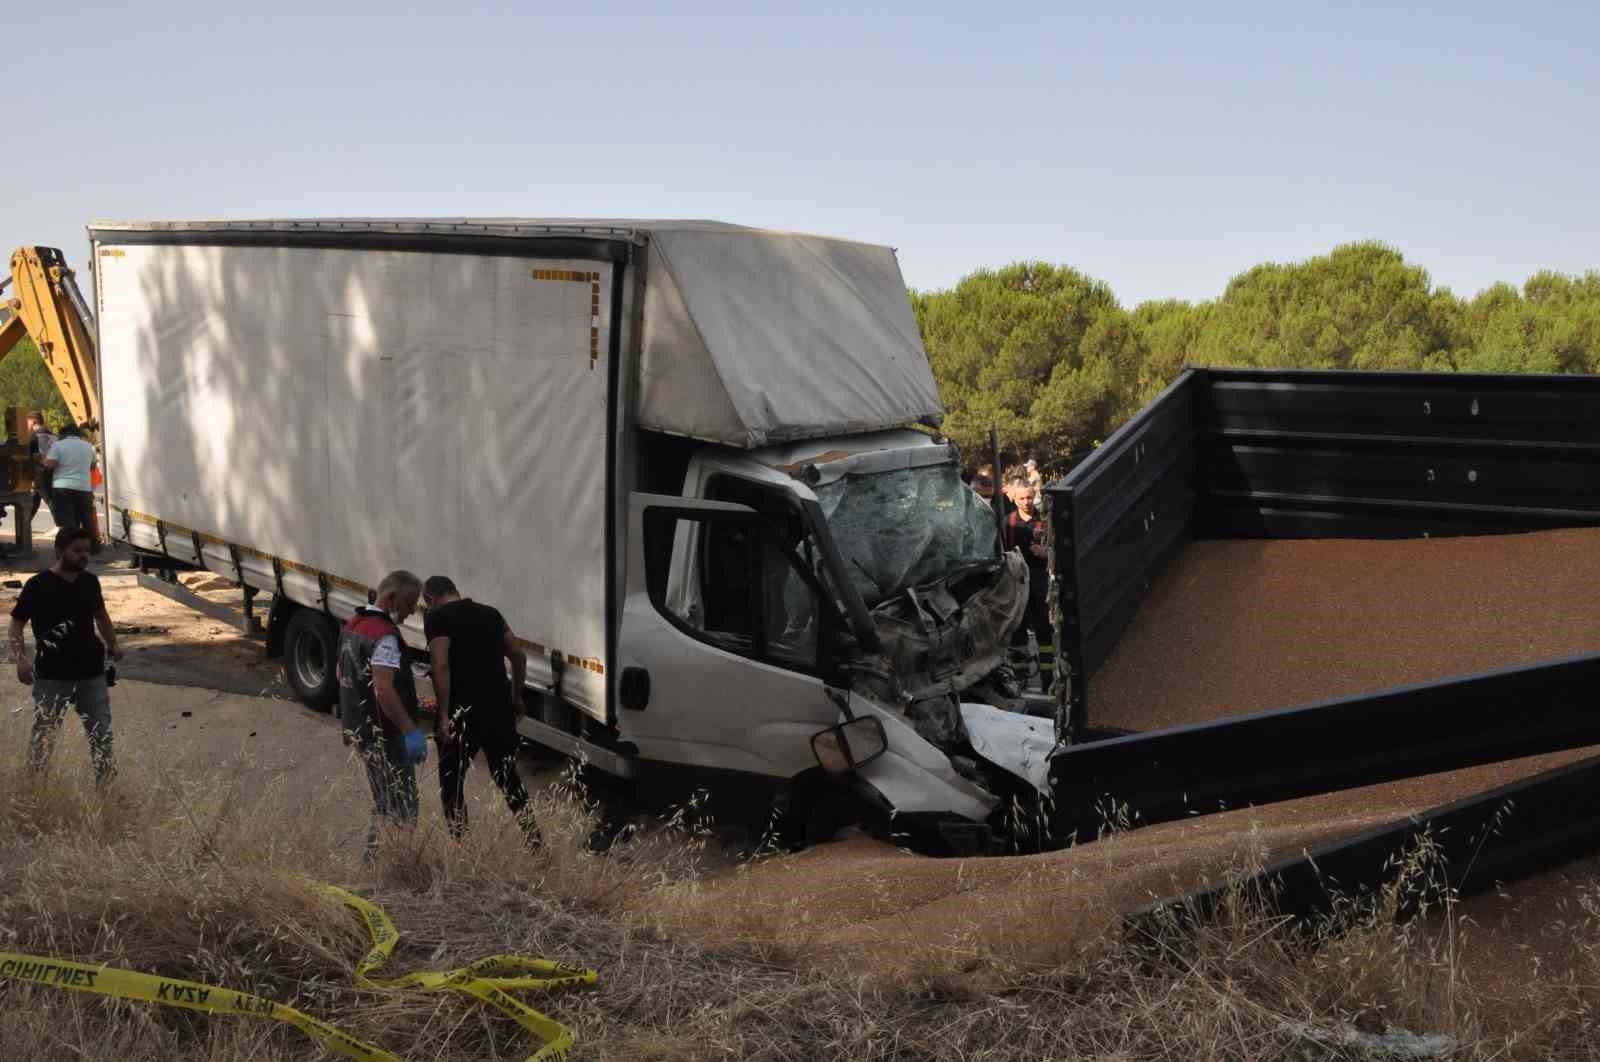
top-left (616, 492), bottom-right (841, 781)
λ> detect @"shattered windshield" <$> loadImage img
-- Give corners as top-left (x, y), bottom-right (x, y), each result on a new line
top-left (814, 462), bottom-right (998, 605)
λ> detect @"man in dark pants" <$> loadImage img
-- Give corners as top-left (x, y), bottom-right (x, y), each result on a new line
top-left (337, 569), bottom-right (429, 861)
top-left (26, 413), bottom-right (56, 521)
top-left (8, 527), bottom-right (124, 784)
top-left (422, 575), bottom-right (540, 847)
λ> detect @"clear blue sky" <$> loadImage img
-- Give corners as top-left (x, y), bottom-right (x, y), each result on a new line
top-left (10, 2), bottom-right (1597, 307)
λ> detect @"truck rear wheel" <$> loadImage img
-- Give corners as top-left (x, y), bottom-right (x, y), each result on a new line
top-left (284, 609), bottom-right (339, 712)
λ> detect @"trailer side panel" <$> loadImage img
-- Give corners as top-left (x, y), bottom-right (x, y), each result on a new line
top-left (95, 241), bottom-right (614, 720)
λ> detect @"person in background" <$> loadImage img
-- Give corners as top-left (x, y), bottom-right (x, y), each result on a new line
top-left (422, 575), bottom-right (540, 847)
top-left (26, 413), bottom-right (56, 521)
top-left (972, 463), bottom-right (1017, 546)
top-left (1004, 472), bottom-right (1053, 690)
top-left (42, 424), bottom-right (99, 551)
top-left (337, 569), bottom-right (429, 861)
top-left (1025, 458), bottom-right (1048, 515)
top-left (8, 526), bottom-right (124, 784)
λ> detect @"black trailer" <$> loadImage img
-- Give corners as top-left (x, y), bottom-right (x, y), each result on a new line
top-left (1044, 367), bottom-right (1600, 921)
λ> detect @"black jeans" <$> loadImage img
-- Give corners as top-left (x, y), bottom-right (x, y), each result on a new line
top-left (1011, 593), bottom-right (1054, 688)
top-left (438, 713), bottom-right (540, 845)
top-left (30, 675), bottom-right (114, 784)
top-left (51, 488), bottom-right (96, 538)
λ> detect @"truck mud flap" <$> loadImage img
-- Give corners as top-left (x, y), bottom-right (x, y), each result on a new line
top-left (1048, 651), bottom-right (1600, 840)
top-left (1125, 750), bottom-right (1600, 933)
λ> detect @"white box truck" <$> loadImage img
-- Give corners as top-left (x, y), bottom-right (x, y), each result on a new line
top-left (89, 218), bottom-right (1048, 852)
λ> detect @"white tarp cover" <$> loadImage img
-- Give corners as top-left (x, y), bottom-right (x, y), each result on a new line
top-left (95, 242), bottom-right (610, 718)
top-left (88, 219), bottom-right (944, 450)
top-left (636, 226), bottom-right (942, 447)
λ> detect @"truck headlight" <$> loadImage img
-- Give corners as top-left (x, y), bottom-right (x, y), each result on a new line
top-left (811, 716), bottom-right (888, 773)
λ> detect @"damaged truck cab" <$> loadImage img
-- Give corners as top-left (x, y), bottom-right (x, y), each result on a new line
top-left (617, 430), bottom-right (1044, 851)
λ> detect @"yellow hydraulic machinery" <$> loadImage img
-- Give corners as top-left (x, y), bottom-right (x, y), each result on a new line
top-left (0, 246), bottom-right (101, 492)
top-left (0, 246), bottom-right (101, 430)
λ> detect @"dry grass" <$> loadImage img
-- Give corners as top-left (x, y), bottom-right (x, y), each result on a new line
top-left (2, 738), bottom-right (1600, 1060)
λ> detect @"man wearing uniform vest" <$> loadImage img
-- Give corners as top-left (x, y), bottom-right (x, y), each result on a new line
top-left (337, 569), bottom-right (429, 861)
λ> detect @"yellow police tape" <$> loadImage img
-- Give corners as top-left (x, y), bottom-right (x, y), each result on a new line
top-left (0, 883), bottom-right (597, 1061)
top-left (327, 884), bottom-right (597, 1060)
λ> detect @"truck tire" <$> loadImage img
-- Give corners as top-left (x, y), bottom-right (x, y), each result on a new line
top-left (283, 609), bottom-right (339, 712)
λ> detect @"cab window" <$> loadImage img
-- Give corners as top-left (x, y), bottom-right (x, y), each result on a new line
top-left (642, 495), bottom-right (825, 673)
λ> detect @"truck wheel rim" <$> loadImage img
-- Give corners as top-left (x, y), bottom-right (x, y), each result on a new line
top-left (295, 632), bottom-right (327, 689)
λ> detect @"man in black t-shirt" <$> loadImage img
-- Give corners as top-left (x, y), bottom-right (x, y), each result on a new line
top-left (421, 575), bottom-right (539, 846)
top-left (8, 526), bottom-right (124, 783)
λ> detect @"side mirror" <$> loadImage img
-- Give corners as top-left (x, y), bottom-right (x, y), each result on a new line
top-left (811, 716), bottom-right (888, 773)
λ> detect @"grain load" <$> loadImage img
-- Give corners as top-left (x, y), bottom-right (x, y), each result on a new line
top-left (1088, 527), bottom-right (1600, 733)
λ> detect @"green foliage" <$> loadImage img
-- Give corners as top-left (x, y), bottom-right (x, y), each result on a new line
top-left (916, 245), bottom-right (1600, 471)
top-left (0, 335), bottom-right (71, 429)
top-left (911, 262), bottom-right (1132, 463)
top-left (1184, 242), bottom-right (1448, 372)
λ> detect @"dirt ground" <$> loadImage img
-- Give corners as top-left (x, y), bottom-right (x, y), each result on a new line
top-left (0, 534), bottom-right (288, 697)
top-left (1, 530), bottom-right (1595, 1015)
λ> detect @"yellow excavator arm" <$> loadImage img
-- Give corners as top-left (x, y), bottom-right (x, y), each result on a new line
top-left (0, 246), bottom-right (100, 430)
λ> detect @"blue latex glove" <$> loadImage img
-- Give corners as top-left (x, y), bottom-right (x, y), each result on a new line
top-left (402, 728), bottom-right (428, 765)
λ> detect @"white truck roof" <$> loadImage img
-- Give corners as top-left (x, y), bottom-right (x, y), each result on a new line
top-left (89, 218), bottom-right (945, 448)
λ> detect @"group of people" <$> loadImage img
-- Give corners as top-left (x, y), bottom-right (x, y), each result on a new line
top-left (8, 530), bottom-right (540, 860)
top-left (6, 418), bottom-right (183, 793)
top-left (22, 413), bottom-right (104, 550)
top-left (968, 459), bottom-right (1053, 689)
top-left (969, 457), bottom-right (1047, 512)
top-left (337, 569), bottom-right (541, 860)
